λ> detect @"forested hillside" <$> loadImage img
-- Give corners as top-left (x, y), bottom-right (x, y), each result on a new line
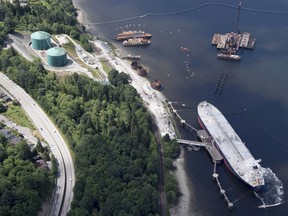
top-left (0, 49), bottom-right (160, 215)
top-left (0, 0), bottom-right (181, 214)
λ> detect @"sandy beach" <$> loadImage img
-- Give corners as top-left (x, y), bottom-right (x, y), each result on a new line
top-left (170, 146), bottom-right (191, 216)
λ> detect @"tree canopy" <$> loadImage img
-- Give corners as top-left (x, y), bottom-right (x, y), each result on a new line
top-left (0, 134), bottom-right (54, 216)
top-left (0, 49), bottom-right (160, 215)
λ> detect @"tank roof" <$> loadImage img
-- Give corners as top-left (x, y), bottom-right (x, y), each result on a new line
top-left (46, 47), bottom-right (66, 56)
top-left (31, 31), bottom-right (51, 40)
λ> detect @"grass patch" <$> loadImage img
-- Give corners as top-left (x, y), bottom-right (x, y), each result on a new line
top-left (90, 68), bottom-right (102, 79)
top-left (62, 40), bottom-right (77, 59)
top-left (3, 104), bottom-right (34, 129)
top-left (100, 60), bottom-right (112, 74)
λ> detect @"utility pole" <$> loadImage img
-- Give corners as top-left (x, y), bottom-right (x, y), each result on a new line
top-left (234, 1), bottom-right (242, 33)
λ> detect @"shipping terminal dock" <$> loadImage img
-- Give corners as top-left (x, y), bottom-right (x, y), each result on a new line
top-left (212, 2), bottom-right (256, 61)
top-left (168, 101), bottom-right (266, 210)
top-left (168, 101), bottom-right (234, 209)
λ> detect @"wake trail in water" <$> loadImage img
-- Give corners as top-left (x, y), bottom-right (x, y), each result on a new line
top-left (254, 168), bottom-right (284, 208)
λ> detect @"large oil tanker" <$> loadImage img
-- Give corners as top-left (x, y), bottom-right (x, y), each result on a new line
top-left (115, 30), bottom-right (152, 41)
top-left (198, 101), bottom-right (265, 190)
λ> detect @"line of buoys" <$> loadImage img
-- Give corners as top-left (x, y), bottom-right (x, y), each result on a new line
top-left (214, 71), bottom-right (224, 94)
top-left (214, 70), bottom-right (229, 95)
top-left (219, 70), bottom-right (228, 94)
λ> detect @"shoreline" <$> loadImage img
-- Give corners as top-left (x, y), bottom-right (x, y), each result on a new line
top-left (170, 146), bottom-right (191, 216)
top-left (73, 0), bottom-right (85, 24)
top-left (72, 1), bottom-right (191, 214)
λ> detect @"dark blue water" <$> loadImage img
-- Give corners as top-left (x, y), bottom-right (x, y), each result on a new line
top-left (75, 0), bottom-right (288, 215)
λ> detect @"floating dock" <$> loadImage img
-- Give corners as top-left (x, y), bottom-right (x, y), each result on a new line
top-left (239, 32), bottom-right (256, 49)
top-left (122, 54), bottom-right (141, 60)
top-left (211, 34), bottom-right (221, 45)
top-left (212, 2), bottom-right (255, 60)
top-left (212, 32), bottom-right (255, 60)
top-left (212, 32), bottom-right (255, 50)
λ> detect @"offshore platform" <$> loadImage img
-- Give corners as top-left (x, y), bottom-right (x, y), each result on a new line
top-left (212, 2), bottom-right (256, 61)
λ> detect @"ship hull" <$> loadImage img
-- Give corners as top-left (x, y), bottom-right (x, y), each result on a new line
top-left (115, 31), bottom-right (152, 41)
top-left (123, 43), bottom-right (150, 46)
top-left (115, 35), bottom-right (151, 41)
top-left (197, 102), bottom-right (264, 190)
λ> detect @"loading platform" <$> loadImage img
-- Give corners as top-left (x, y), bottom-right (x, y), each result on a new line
top-left (177, 130), bottom-right (223, 163)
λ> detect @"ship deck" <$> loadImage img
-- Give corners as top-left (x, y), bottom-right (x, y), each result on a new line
top-left (198, 101), bottom-right (264, 188)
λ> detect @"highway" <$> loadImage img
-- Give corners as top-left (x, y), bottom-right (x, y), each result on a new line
top-left (0, 73), bottom-right (75, 216)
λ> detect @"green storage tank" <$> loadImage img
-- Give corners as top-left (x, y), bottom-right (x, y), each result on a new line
top-left (31, 31), bottom-right (51, 50)
top-left (46, 47), bottom-right (68, 67)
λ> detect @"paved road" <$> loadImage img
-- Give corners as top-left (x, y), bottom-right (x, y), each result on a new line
top-left (0, 73), bottom-right (75, 216)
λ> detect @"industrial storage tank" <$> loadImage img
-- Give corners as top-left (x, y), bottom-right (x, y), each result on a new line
top-left (31, 31), bottom-right (51, 50)
top-left (46, 47), bottom-right (68, 67)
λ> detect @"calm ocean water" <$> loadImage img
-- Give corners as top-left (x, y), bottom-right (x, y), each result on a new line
top-left (75, 0), bottom-right (288, 215)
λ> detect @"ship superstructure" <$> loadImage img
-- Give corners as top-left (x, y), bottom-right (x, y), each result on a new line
top-left (198, 101), bottom-right (264, 190)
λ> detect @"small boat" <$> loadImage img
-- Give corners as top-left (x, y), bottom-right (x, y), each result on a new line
top-left (150, 79), bottom-right (161, 90)
top-left (180, 46), bottom-right (190, 52)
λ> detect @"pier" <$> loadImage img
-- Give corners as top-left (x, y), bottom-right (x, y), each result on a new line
top-left (177, 138), bottom-right (223, 163)
top-left (213, 161), bottom-right (234, 210)
top-left (168, 102), bottom-right (199, 132)
top-left (122, 54), bottom-right (141, 60)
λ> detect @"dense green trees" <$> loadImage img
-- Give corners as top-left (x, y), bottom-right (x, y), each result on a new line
top-left (162, 135), bottom-right (180, 159)
top-left (162, 135), bottom-right (181, 207)
top-left (1, 49), bottom-right (160, 215)
top-left (0, 133), bottom-right (54, 216)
